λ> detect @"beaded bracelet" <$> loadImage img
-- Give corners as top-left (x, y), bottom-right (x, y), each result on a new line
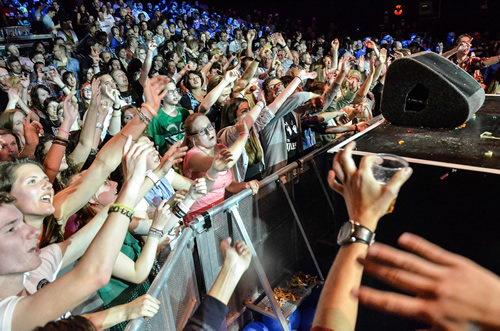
top-left (148, 226), bottom-right (164, 239)
top-left (239, 131), bottom-right (250, 139)
top-left (136, 109), bottom-right (152, 125)
top-left (108, 203), bottom-right (135, 222)
top-left (141, 103), bottom-right (157, 117)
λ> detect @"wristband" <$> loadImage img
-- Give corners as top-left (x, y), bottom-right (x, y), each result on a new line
top-left (354, 124), bottom-right (359, 133)
top-left (148, 227), bottom-right (164, 240)
top-left (205, 171), bottom-right (218, 181)
top-left (108, 204), bottom-right (135, 222)
top-left (60, 84), bottom-right (67, 90)
top-left (239, 131), bottom-right (250, 139)
top-left (141, 103), bottom-right (158, 117)
top-left (172, 202), bottom-right (188, 218)
top-left (137, 109), bottom-right (152, 125)
top-left (296, 76), bottom-right (303, 82)
top-left (58, 128), bottom-right (70, 135)
top-left (254, 58), bottom-right (261, 63)
top-left (96, 122), bottom-right (103, 130)
top-left (145, 169), bottom-right (161, 188)
top-left (112, 111), bottom-right (122, 118)
top-left (113, 106), bottom-right (121, 111)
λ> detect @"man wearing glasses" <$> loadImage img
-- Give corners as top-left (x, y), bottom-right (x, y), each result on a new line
top-left (149, 81), bottom-right (191, 155)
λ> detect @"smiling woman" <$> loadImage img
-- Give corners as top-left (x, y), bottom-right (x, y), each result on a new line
top-left (180, 113), bottom-right (260, 225)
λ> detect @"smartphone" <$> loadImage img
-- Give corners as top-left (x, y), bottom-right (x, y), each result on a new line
top-left (41, 66), bottom-right (51, 72)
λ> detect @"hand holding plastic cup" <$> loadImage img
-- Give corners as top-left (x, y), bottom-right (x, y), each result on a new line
top-left (372, 153), bottom-right (409, 213)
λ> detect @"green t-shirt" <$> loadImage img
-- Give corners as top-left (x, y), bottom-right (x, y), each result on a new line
top-left (149, 106), bottom-right (190, 155)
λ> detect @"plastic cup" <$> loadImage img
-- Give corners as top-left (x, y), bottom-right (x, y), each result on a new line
top-left (371, 153), bottom-right (409, 213)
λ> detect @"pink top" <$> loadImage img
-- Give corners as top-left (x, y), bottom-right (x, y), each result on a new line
top-left (183, 144), bottom-right (233, 225)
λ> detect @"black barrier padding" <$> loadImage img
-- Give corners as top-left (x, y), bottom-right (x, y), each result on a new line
top-left (381, 51), bottom-right (485, 129)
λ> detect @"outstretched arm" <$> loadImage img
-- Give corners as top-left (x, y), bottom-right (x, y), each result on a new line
top-left (53, 76), bottom-right (169, 226)
top-left (312, 142), bottom-right (412, 331)
top-left (183, 238), bottom-right (252, 331)
top-left (198, 69), bottom-right (238, 114)
top-left (357, 233), bottom-right (500, 330)
top-left (12, 140), bottom-right (154, 331)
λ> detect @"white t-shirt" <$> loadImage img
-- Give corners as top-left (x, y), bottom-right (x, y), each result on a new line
top-left (0, 245), bottom-right (63, 331)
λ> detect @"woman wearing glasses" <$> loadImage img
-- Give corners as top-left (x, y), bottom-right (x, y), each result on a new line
top-left (180, 113), bottom-right (259, 225)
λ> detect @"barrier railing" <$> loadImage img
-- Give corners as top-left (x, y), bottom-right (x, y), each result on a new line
top-left (126, 140), bottom-right (343, 330)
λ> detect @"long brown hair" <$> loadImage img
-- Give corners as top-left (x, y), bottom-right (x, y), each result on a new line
top-left (179, 113), bottom-right (206, 175)
top-left (220, 98), bottom-right (262, 167)
top-left (0, 159), bottom-right (64, 247)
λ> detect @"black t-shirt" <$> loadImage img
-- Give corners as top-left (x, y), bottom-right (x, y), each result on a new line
top-left (283, 112), bottom-right (299, 162)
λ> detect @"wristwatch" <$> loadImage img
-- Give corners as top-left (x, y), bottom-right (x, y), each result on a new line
top-left (337, 220), bottom-right (375, 246)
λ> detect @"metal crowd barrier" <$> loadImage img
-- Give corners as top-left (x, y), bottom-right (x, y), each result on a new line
top-left (126, 140), bottom-right (344, 331)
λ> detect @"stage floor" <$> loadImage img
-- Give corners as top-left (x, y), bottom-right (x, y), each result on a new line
top-left (329, 95), bottom-right (500, 172)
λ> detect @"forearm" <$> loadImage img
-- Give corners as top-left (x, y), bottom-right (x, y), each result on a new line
top-left (139, 52), bottom-right (154, 86)
top-left (200, 60), bottom-right (213, 76)
top-left (246, 39), bottom-right (254, 58)
top-left (268, 76), bottom-right (304, 114)
top-left (226, 180), bottom-right (247, 194)
top-left (208, 262), bottom-right (246, 305)
top-left (70, 109), bottom-right (99, 166)
top-left (107, 113), bottom-right (121, 136)
top-left (83, 305), bottom-right (129, 330)
top-left (483, 55), bottom-right (500, 67)
top-left (312, 243), bottom-right (368, 331)
top-left (199, 79), bottom-right (230, 114)
top-left (442, 47), bottom-right (458, 59)
top-left (74, 180), bottom-right (140, 288)
top-left (44, 122), bottom-right (71, 182)
top-left (226, 134), bottom-right (249, 168)
top-left (233, 61), bottom-right (259, 94)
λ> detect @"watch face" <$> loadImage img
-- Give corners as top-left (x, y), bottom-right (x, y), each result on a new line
top-left (337, 221), bottom-right (354, 245)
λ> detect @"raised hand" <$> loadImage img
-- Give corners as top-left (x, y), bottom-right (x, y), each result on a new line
top-left (62, 93), bottom-right (79, 125)
top-left (143, 76), bottom-right (170, 113)
top-left (220, 238), bottom-right (252, 276)
top-left (122, 137), bottom-right (156, 181)
top-left (158, 141), bottom-right (187, 173)
top-left (331, 38), bottom-right (339, 52)
top-left (364, 39), bottom-right (377, 49)
top-left (340, 56), bottom-right (356, 73)
top-left (328, 142), bottom-right (412, 230)
top-left (223, 68), bottom-right (239, 84)
top-left (298, 69), bottom-right (318, 80)
top-left (379, 48), bottom-right (388, 64)
top-left (188, 177), bottom-right (208, 201)
top-left (7, 86), bottom-right (20, 103)
top-left (148, 39), bottom-right (158, 53)
top-left (23, 112), bottom-right (44, 146)
top-left (357, 232), bottom-right (500, 330)
top-left (358, 55), bottom-right (365, 71)
top-left (48, 67), bottom-right (63, 85)
top-left (152, 199), bottom-right (172, 230)
top-left (210, 149), bottom-right (234, 173)
top-left (235, 117), bottom-right (249, 134)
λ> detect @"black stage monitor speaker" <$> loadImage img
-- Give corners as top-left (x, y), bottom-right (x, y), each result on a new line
top-left (381, 51), bottom-right (485, 129)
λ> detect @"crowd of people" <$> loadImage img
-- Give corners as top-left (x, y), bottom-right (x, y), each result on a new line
top-left (0, 0), bottom-right (500, 329)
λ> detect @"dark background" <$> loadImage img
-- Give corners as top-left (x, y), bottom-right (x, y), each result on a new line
top-left (205, 0), bottom-right (499, 41)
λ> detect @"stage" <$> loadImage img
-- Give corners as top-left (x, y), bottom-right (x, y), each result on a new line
top-left (326, 95), bottom-right (500, 330)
